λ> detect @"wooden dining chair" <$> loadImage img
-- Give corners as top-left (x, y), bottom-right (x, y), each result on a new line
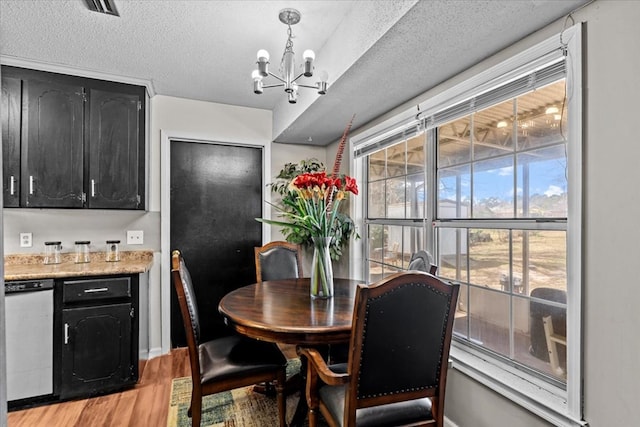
top-left (408, 250), bottom-right (438, 275)
top-left (254, 241), bottom-right (305, 393)
top-left (255, 241), bottom-right (303, 282)
top-left (529, 287), bottom-right (567, 377)
top-left (298, 271), bottom-right (459, 427)
top-left (171, 250), bottom-right (287, 427)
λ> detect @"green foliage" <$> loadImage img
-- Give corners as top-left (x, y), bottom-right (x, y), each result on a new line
top-left (268, 158), bottom-right (358, 261)
top-left (369, 225), bottom-right (387, 249)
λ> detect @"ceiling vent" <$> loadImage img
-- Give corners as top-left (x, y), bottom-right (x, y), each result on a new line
top-left (85, 0), bottom-right (119, 16)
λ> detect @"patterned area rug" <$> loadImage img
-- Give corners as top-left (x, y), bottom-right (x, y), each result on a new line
top-left (167, 359), bottom-right (326, 427)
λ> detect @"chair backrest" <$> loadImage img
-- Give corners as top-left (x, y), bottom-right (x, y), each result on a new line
top-left (171, 250), bottom-right (203, 382)
top-left (255, 241), bottom-right (303, 282)
top-left (344, 271), bottom-right (459, 423)
top-left (529, 287), bottom-right (567, 360)
top-left (408, 250), bottom-right (438, 274)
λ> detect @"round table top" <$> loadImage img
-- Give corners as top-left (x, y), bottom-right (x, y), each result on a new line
top-left (218, 278), bottom-right (362, 345)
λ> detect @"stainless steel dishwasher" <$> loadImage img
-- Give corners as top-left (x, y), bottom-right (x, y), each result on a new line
top-left (4, 278), bottom-right (54, 402)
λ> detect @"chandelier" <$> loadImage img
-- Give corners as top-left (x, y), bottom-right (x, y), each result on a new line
top-left (251, 8), bottom-right (328, 104)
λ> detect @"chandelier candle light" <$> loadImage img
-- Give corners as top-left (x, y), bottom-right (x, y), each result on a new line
top-left (251, 8), bottom-right (328, 104)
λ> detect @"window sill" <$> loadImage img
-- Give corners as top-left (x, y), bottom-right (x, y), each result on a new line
top-left (449, 342), bottom-right (587, 427)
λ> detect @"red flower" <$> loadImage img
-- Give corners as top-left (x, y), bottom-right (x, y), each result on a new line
top-left (293, 172), bottom-right (323, 189)
top-left (344, 175), bottom-right (359, 195)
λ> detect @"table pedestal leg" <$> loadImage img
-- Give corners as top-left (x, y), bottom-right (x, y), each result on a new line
top-left (289, 356), bottom-right (308, 427)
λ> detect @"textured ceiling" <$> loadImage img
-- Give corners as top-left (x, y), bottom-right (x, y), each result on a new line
top-left (0, 0), bottom-right (588, 146)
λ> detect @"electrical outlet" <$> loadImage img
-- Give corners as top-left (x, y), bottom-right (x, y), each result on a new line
top-left (127, 230), bottom-right (144, 245)
top-left (20, 232), bottom-right (33, 247)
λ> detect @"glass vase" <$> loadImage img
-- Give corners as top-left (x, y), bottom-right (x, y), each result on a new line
top-left (310, 236), bottom-right (334, 298)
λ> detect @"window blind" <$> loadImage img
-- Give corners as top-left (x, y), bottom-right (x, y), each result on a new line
top-left (354, 120), bottom-right (423, 158)
top-left (426, 60), bottom-right (565, 128)
top-left (355, 59), bottom-right (565, 159)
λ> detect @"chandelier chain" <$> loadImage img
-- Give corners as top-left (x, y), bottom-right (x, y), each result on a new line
top-left (280, 23), bottom-right (295, 74)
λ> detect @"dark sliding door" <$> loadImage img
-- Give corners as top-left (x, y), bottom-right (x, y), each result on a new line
top-left (170, 140), bottom-right (263, 346)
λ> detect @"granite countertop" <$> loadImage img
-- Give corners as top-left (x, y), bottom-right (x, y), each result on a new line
top-left (4, 250), bottom-right (154, 281)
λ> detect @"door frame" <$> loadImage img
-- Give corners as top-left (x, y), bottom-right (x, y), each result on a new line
top-left (160, 129), bottom-right (272, 354)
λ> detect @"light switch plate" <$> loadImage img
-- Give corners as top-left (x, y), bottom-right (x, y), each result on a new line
top-left (127, 230), bottom-right (144, 245)
top-left (20, 232), bottom-right (33, 247)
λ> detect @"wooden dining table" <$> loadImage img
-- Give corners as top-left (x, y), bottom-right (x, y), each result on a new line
top-left (218, 277), bottom-right (362, 426)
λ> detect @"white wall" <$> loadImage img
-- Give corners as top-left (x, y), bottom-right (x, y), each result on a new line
top-left (3, 210), bottom-right (159, 255)
top-left (269, 141), bottom-right (328, 239)
top-left (580, 1), bottom-right (640, 426)
top-left (347, 1), bottom-right (640, 426)
top-left (326, 131), bottom-right (358, 279)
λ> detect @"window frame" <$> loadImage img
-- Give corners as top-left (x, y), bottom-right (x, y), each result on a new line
top-left (363, 126), bottom-right (432, 280)
top-left (350, 25), bottom-right (584, 426)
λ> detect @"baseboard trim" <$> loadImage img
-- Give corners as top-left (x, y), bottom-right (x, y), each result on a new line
top-left (147, 346), bottom-right (164, 360)
top-left (445, 416), bottom-right (460, 427)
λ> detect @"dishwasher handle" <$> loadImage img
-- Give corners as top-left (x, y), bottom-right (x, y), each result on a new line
top-left (64, 323), bottom-right (70, 345)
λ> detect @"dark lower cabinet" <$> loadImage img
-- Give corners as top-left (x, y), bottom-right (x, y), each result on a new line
top-left (55, 275), bottom-right (138, 400)
top-left (59, 303), bottom-right (134, 399)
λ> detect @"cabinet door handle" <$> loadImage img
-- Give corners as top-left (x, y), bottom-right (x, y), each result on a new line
top-left (9, 176), bottom-right (15, 195)
top-left (91, 179), bottom-right (96, 197)
top-left (64, 323), bottom-right (69, 345)
top-left (84, 287), bottom-right (109, 293)
top-left (29, 176), bottom-right (34, 195)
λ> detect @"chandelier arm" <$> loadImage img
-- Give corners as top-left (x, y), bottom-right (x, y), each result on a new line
top-left (262, 83), bottom-right (286, 89)
top-left (267, 72), bottom-right (287, 84)
top-left (291, 72), bottom-right (311, 84)
top-left (296, 84), bottom-right (321, 90)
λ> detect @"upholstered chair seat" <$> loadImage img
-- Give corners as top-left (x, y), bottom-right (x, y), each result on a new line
top-left (198, 335), bottom-right (286, 383)
top-left (319, 385), bottom-right (433, 427)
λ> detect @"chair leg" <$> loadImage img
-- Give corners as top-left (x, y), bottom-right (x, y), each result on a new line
top-left (190, 395), bottom-right (202, 427)
top-left (276, 369), bottom-right (287, 427)
top-left (305, 360), bottom-right (320, 427)
top-left (542, 315), bottom-right (566, 377)
top-left (308, 408), bottom-right (318, 427)
top-left (431, 396), bottom-right (444, 427)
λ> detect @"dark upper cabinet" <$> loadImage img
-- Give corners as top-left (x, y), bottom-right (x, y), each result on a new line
top-left (1, 76), bottom-right (21, 207)
top-left (87, 87), bottom-right (144, 209)
top-left (23, 78), bottom-right (84, 208)
top-left (1, 66), bottom-right (146, 210)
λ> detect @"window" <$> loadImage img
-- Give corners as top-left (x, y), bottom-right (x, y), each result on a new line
top-left (353, 26), bottom-right (583, 426)
top-left (365, 127), bottom-right (430, 283)
top-left (438, 79), bottom-right (568, 382)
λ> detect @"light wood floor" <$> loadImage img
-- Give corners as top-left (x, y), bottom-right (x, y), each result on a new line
top-left (8, 348), bottom-right (192, 427)
top-left (7, 345), bottom-right (298, 427)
